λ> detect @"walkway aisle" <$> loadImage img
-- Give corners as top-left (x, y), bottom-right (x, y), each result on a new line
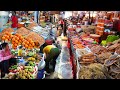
top-left (67, 38), bottom-right (76, 79)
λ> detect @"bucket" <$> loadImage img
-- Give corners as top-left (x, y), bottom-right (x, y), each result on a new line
top-left (37, 54), bottom-right (45, 79)
top-left (37, 68), bottom-right (45, 79)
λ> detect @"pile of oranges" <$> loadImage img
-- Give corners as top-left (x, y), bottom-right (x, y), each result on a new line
top-left (11, 34), bottom-right (24, 49)
top-left (1, 32), bottom-right (13, 42)
top-left (1, 32), bottom-right (38, 49)
top-left (22, 38), bottom-right (35, 49)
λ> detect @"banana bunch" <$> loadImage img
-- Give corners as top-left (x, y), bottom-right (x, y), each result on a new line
top-left (27, 57), bottom-right (36, 61)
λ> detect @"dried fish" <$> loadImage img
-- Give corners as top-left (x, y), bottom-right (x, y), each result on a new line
top-left (110, 65), bottom-right (120, 73)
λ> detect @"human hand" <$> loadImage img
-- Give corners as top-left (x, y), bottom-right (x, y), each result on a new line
top-left (12, 55), bottom-right (15, 58)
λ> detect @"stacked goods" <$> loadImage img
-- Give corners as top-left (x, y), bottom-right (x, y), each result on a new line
top-left (74, 44), bottom-right (85, 49)
top-left (96, 19), bottom-right (105, 36)
top-left (16, 27), bottom-right (30, 36)
top-left (0, 28), bottom-right (14, 41)
top-left (7, 64), bottom-right (37, 79)
top-left (71, 38), bottom-right (85, 49)
top-left (107, 43), bottom-right (120, 53)
top-left (27, 22), bottom-right (38, 30)
top-left (97, 52), bottom-right (112, 64)
top-left (115, 47), bottom-right (120, 54)
top-left (25, 61), bottom-right (36, 67)
top-left (1, 28), bottom-right (14, 34)
top-left (25, 32), bottom-right (45, 47)
top-left (26, 54), bottom-right (41, 63)
top-left (1, 32), bottom-right (13, 42)
top-left (9, 65), bottom-right (24, 73)
top-left (15, 66), bottom-right (35, 79)
top-left (11, 34), bottom-right (24, 49)
top-left (107, 38), bottom-right (120, 54)
top-left (80, 53), bottom-right (97, 63)
top-left (104, 55), bottom-right (120, 79)
top-left (78, 63), bottom-right (108, 79)
top-left (22, 38), bottom-right (35, 49)
top-left (90, 45), bottom-right (107, 55)
top-left (90, 34), bottom-right (100, 43)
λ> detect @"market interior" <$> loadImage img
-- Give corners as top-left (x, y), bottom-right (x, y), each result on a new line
top-left (0, 11), bottom-right (120, 79)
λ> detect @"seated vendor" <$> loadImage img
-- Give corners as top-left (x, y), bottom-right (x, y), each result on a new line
top-left (0, 42), bottom-right (15, 78)
top-left (43, 44), bottom-right (60, 74)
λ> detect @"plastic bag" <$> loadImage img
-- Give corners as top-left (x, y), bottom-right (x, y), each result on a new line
top-left (61, 54), bottom-right (70, 63)
top-left (60, 64), bottom-right (73, 79)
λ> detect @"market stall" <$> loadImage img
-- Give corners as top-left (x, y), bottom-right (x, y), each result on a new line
top-left (67, 20), bottom-right (120, 79)
top-left (0, 11), bottom-right (120, 79)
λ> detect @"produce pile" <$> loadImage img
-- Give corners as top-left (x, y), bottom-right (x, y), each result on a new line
top-left (27, 22), bottom-right (38, 30)
top-left (78, 63), bottom-right (108, 79)
top-left (16, 27), bottom-right (30, 36)
top-left (0, 27), bottom-right (45, 49)
top-left (1, 28), bottom-right (14, 34)
top-left (22, 38), bottom-right (36, 49)
top-left (68, 29), bottom-right (120, 79)
top-left (80, 53), bottom-right (97, 63)
top-left (4, 62), bottom-right (38, 79)
top-left (0, 28), bottom-right (14, 41)
top-left (1, 32), bottom-right (38, 49)
top-left (25, 32), bottom-right (45, 47)
top-left (71, 37), bottom-right (85, 49)
top-left (104, 55), bottom-right (120, 79)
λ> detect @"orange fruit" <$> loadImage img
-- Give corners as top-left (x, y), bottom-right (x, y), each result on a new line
top-left (4, 35), bottom-right (7, 38)
top-left (23, 39), bottom-right (26, 42)
top-left (8, 38), bottom-right (11, 41)
top-left (22, 42), bottom-right (25, 45)
top-left (15, 37), bottom-right (19, 40)
top-left (19, 40), bottom-right (21, 43)
top-left (14, 43), bottom-right (18, 47)
top-left (15, 40), bottom-right (18, 44)
top-left (11, 35), bottom-right (14, 38)
top-left (15, 33), bottom-right (19, 37)
top-left (31, 43), bottom-right (35, 46)
top-left (13, 46), bottom-right (17, 49)
top-left (2, 37), bottom-right (5, 40)
top-left (12, 38), bottom-right (16, 42)
top-left (12, 41), bottom-right (15, 44)
top-left (6, 35), bottom-right (9, 39)
top-left (5, 32), bottom-right (10, 35)
top-left (25, 44), bottom-right (28, 48)
top-left (5, 39), bottom-right (9, 41)
top-left (26, 41), bottom-right (29, 44)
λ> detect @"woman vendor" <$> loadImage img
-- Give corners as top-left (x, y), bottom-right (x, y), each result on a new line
top-left (0, 42), bottom-right (16, 78)
top-left (43, 44), bottom-right (60, 73)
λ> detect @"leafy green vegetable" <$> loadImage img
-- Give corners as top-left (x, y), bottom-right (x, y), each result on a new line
top-left (106, 35), bottom-right (119, 43)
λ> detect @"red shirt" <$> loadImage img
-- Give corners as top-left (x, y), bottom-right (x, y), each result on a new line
top-left (59, 20), bottom-right (64, 25)
top-left (11, 16), bottom-right (18, 28)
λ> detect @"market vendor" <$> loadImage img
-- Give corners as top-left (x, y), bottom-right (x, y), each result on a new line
top-left (43, 44), bottom-right (60, 73)
top-left (58, 18), bottom-right (64, 29)
top-left (57, 25), bottom-right (63, 36)
top-left (11, 11), bottom-right (18, 30)
top-left (0, 42), bottom-right (14, 78)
